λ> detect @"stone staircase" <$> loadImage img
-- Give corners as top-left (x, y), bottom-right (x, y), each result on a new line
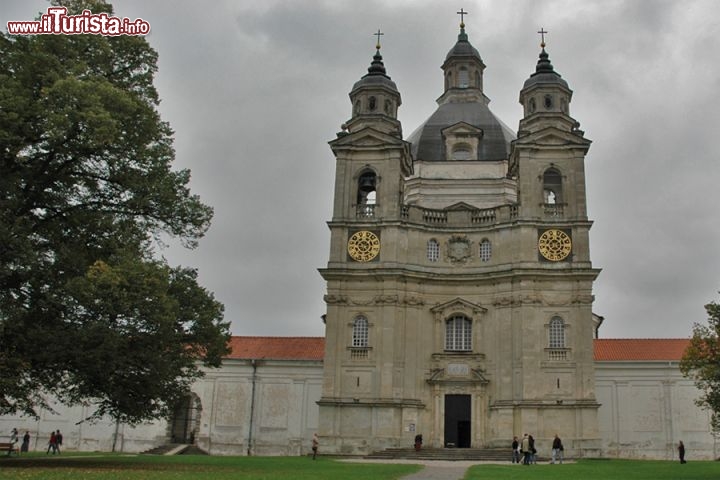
top-left (365, 447), bottom-right (514, 462)
top-left (142, 443), bottom-right (208, 455)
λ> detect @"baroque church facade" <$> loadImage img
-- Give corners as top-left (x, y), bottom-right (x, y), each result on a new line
top-left (320, 21), bottom-right (600, 456)
top-left (1, 23), bottom-right (716, 460)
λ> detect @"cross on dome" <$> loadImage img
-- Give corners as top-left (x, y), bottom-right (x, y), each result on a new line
top-left (457, 8), bottom-right (468, 27)
top-left (374, 29), bottom-right (384, 50)
top-left (538, 27), bottom-right (548, 48)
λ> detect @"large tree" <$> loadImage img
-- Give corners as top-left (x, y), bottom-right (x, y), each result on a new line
top-left (0, 0), bottom-right (230, 424)
top-left (680, 297), bottom-right (720, 433)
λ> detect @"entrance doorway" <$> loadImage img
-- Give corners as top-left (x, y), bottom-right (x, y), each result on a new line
top-left (170, 393), bottom-right (201, 444)
top-left (444, 394), bottom-right (471, 448)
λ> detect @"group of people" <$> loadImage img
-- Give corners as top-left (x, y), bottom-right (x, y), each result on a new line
top-left (6, 428), bottom-right (63, 455)
top-left (510, 434), bottom-right (688, 464)
top-left (511, 433), bottom-right (564, 464)
top-left (6, 428), bottom-right (31, 455)
top-left (47, 430), bottom-right (63, 454)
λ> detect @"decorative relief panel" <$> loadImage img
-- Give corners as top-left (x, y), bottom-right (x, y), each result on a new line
top-left (445, 235), bottom-right (473, 264)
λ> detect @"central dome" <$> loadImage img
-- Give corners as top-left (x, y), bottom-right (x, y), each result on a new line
top-left (407, 102), bottom-right (515, 162)
top-left (407, 26), bottom-right (515, 162)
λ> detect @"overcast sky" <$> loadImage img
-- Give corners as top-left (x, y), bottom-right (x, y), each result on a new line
top-left (4, 0), bottom-right (720, 339)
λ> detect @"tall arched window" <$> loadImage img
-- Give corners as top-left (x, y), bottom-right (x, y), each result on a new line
top-left (427, 239), bottom-right (440, 262)
top-left (445, 315), bottom-right (472, 351)
top-left (352, 316), bottom-right (369, 347)
top-left (357, 171), bottom-right (377, 217)
top-left (543, 168), bottom-right (563, 204)
top-left (548, 316), bottom-right (566, 349)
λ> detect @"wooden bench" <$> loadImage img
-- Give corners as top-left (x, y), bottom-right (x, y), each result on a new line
top-left (0, 442), bottom-right (18, 455)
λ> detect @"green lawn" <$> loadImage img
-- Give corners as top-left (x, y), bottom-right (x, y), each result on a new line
top-left (0, 454), bottom-right (421, 480)
top-left (465, 459), bottom-right (718, 480)
top-left (1, 455), bottom-right (717, 480)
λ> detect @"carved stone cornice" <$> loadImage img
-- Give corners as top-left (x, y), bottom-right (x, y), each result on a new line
top-left (324, 294), bottom-right (349, 305)
top-left (323, 294), bottom-right (425, 306)
top-left (491, 293), bottom-right (594, 307)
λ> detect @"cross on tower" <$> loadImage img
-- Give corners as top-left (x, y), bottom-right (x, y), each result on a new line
top-left (457, 8), bottom-right (468, 27)
top-left (537, 27), bottom-right (548, 47)
top-left (374, 29), bottom-right (384, 49)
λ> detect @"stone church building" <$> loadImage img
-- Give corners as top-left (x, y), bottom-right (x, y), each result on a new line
top-left (1, 23), bottom-right (716, 460)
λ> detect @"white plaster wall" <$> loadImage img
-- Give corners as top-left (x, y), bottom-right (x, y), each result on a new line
top-left (0, 400), bottom-right (169, 453)
top-left (193, 359), bottom-right (323, 456)
top-left (595, 361), bottom-right (718, 460)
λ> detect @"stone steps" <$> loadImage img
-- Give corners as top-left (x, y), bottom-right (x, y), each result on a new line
top-left (365, 447), bottom-right (515, 462)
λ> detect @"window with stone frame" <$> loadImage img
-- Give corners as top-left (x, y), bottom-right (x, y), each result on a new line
top-left (548, 316), bottom-right (566, 348)
top-left (427, 239), bottom-right (440, 262)
top-left (445, 315), bottom-right (472, 351)
top-left (352, 316), bottom-right (369, 348)
top-left (479, 238), bottom-right (492, 262)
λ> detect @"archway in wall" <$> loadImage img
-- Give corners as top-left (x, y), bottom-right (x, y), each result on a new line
top-left (170, 393), bottom-right (202, 444)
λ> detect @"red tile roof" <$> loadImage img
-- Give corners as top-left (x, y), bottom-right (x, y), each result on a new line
top-left (593, 338), bottom-right (690, 361)
top-left (225, 337), bottom-right (691, 362)
top-left (227, 336), bottom-right (325, 361)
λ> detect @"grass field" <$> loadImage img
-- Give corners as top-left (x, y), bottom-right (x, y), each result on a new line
top-left (0, 455), bottom-right (717, 480)
top-left (0, 454), bottom-right (421, 480)
top-left (465, 459), bottom-right (718, 480)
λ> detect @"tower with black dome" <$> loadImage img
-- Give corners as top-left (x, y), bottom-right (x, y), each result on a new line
top-left (319, 17), bottom-right (600, 457)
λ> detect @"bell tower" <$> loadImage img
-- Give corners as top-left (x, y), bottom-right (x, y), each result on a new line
top-left (319, 35), bottom-right (415, 454)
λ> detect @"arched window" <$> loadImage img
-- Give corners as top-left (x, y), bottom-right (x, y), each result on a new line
top-left (543, 168), bottom-right (563, 204)
top-left (427, 239), bottom-right (440, 262)
top-left (352, 316), bottom-right (369, 347)
top-left (479, 239), bottom-right (492, 262)
top-left (458, 68), bottom-right (469, 88)
top-left (528, 97), bottom-right (536, 114)
top-left (445, 315), bottom-right (472, 351)
top-left (357, 171), bottom-right (377, 217)
top-left (368, 96), bottom-right (376, 111)
top-left (544, 94), bottom-right (553, 109)
top-left (548, 316), bottom-right (566, 349)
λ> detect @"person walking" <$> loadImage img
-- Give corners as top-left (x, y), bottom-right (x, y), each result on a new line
top-left (21, 431), bottom-right (30, 453)
top-left (55, 430), bottom-right (62, 454)
top-left (311, 433), bottom-right (319, 460)
top-left (47, 431), bottom-right (57, 454)
top-left (7, 428), bottom-right (18, 456)
top-left (551, 434), bottom-right (564, 464)
top-left (678, 440), bottom-right (687, 464)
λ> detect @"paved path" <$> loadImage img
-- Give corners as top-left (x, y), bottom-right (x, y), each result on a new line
top-left (342, 459), bottom-right (491, 480)
top-left (343, 458), bottom-right (573, 479)
top-left (397, 461), bottom-right (472, 480)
